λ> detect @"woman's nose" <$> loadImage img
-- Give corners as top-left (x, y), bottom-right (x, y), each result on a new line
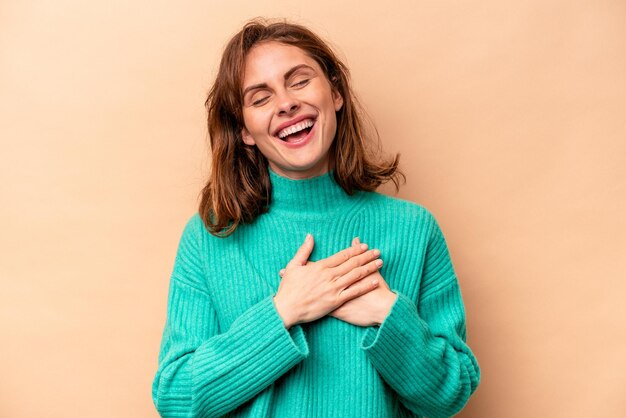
top-left (276, 90), bottom-right (299, 115)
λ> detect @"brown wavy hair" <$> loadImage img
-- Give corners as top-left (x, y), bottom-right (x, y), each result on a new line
top-left (200, 18), bottom-right (404, 236)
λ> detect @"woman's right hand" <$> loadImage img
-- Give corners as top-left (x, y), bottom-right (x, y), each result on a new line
top-left (273, 234), bottom-right (383, 329)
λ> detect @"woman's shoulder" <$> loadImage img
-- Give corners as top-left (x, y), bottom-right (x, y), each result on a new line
top-left (178, 213), bottom-right (221, 248)
top-left (180, 212), bottom-right (206, 238)
top-left (364, 191), bottom-right (437, 224)
top-left (181, 212), bottom-right (249, 247)
top-left (363, 192), bottom-right (449, 246)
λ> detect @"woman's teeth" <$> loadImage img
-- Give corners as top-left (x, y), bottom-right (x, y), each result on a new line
top-left (277, 119), bottom-right (314, 139)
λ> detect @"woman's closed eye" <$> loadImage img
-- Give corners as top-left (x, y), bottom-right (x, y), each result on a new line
top-left (252, 95), bottom-right (270, 106)
top-left (291, 78), bottom-right (310, 88)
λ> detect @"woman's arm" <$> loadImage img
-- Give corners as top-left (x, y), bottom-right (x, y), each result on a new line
top-left (152, 217), bottom-right (309, 417)
top-left (360, 215), bottom-right (481, 417)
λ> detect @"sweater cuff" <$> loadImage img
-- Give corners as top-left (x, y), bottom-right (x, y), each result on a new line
top-left (360, 291), bottom-right (428, 361)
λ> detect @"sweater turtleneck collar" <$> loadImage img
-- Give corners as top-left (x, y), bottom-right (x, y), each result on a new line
top-left (267, 167), bottom-right (362, 218)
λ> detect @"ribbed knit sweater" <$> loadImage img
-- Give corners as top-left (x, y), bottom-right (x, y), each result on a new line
top-left (152, 169), bottom-right (480, 418)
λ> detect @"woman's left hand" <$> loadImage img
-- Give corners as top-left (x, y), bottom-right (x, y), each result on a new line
top-left (328, 238), bottom-right (398, 327)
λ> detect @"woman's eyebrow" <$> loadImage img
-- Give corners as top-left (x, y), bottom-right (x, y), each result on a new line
top-left (242, 83), bottom-right (268, 97)
top-left (242, 64), bottom-right (315, 97)
top-left (283, 64), bottom-right (315, 80)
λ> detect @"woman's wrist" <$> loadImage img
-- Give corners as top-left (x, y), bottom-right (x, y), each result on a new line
top-left (376, 290), bottom-right (398, 325)
top-left (273, 295), bottom-right (298, 330)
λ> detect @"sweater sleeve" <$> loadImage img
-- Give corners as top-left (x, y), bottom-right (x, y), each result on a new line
top-left (152, 216), bottom-right (309, 417)
top-left (360, 214), bottom-right (480, 417)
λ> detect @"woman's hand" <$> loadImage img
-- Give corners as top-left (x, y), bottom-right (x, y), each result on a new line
top-left (273, 234), bottom-right (383, 329)
top-left (328, 238), bottom-right (398, 327)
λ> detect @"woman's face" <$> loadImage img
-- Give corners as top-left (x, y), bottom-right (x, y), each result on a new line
top-left (240, 41), bottom-right (343, 180)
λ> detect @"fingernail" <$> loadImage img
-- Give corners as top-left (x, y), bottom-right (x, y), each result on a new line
top-left (306, 233), bottom-right (312, 241)
top-left (372, 249), bottom-right (380, 256)
top-left (355, 237), bottom-right (361, 244)
top-left (375, 259), bottom-right (383, 267)
top-left (372, 279), bottom-right (379, 285)
top-left (360, 243), bottom-right (368, 250)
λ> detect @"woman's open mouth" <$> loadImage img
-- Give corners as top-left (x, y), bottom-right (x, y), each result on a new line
top-left (276, 118), bottom-right (316, 144)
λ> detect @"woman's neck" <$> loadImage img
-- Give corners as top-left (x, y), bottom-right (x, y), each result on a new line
top-left (267, 166), bottom-right (361, 219)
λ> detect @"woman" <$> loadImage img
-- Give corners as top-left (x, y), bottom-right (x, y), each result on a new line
top-left (152, 19), bottom-right (480, 417)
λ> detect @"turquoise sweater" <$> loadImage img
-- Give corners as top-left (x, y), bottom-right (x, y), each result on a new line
top-left (152, 169), bottom-right (480, 417)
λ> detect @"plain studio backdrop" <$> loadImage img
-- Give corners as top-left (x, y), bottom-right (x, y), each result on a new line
top-left (1, 0), bottom-right (625, 417)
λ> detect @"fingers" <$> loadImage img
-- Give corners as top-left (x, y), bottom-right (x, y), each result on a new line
top-left (282, 235), bottom-right (376, 282)
top-left (338, 275), bottom-right (380, 303)
top-left (330, 248), bottom-right (380, 278)
top-left (286, 234), bottom-right (315, 269)
top-left (336, 258), bottom-right (383, 289)
top-left (320, 241), bottom-right (368, 268)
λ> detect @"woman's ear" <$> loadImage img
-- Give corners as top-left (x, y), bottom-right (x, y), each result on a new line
top-left (241, 128), bottom-right (256, 146)
top-left (332, 89), bottom-right (344, 112)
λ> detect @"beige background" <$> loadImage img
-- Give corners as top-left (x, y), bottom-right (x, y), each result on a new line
top-left (1, 0), bottom-right (625, 416)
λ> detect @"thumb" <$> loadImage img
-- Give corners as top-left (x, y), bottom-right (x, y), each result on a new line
top-left (286, 233), bottom-right (314, 268)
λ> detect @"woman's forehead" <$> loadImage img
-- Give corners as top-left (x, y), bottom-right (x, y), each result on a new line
top-left (243, 42), bottom-right (321, 82)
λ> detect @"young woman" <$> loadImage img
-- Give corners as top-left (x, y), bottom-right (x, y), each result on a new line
top-left (153, 19), bottom-right (480, 418)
